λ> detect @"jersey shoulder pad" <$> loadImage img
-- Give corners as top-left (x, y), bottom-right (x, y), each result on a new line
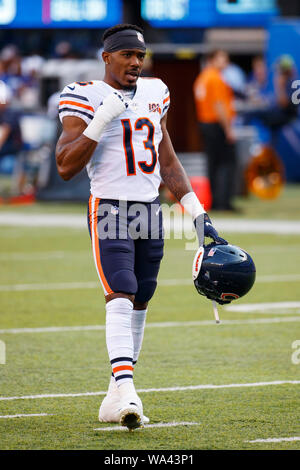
top-left (59, 82), bottom-right (95, 125)
top-left (139, 77), bottom-right (170, 102)
top-left (157, 79), bottom-right (170, 117)
top-left (141, 77), bottom-right (170, 117)
top-left (140, 76), bottom-right (166, 90)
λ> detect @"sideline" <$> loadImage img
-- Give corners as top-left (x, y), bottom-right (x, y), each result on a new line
top-left (1, 380), bottom-right (299, 402)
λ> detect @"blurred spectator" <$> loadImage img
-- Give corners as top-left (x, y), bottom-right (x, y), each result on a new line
top-left (20, 53), bottom-right (44, 108)
top-left (47, 91), bottom-right (60, 120)
top-left (0, 45), bottom-right (26, 101)
top-left (243, 54), bottom-right (298, 131)
top-left (54, 41), bottom-right (79, 59)
top-left (193, 50), bottom-right (238, 212)
top-left (0, 44), bottom-right (42, 108)
top-left (222, 61), bottom-right (247, 98)
top-left (22, 53), bottom-right (44, 79)
top-left (47, 90), bottom-right (62, 143)
top-left (0, 45), bottom-right (20, 75)
top-left (0, 83), bottom-right (23, 159)
top-left (246, 55), bottom-right (272, 107)
top-left (273, 55), bottom-right (298, 123)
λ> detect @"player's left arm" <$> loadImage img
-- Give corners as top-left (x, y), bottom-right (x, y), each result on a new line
top-left (159, 113), bottom-right (226, 246)
top-left (158, 113), bottom-right (192, 201)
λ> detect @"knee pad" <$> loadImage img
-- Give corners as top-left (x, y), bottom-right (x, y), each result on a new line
top-left (135, 279), bottom-right (157, 304)
top-left (110, 269), bottom-right (138, 295)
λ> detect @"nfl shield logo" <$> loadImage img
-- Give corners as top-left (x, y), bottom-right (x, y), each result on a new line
top-left (136, 32), bottom-right (144, 43)
top-left (111, 206), bottom-right (119, 216)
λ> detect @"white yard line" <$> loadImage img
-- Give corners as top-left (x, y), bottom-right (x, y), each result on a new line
top-left (0, 273), bottom-right (299, 292)
top-left (0, 324), bottom-right (106, 334)
top-left (247, 437), bottom-right (300, 443)
top-left (257, 274), bottom-right (300, 282)
top-left (1, 213), bottom-right (300, 234)
top-left (0, 246), bottom-right (299, 262)
top-left (0, 213), bottom-right (86, 228)
top-left (161, 274), bottom-right (300, 285)
top-left (94, 421), bottom-right (200, 431)
top-left (0, 391), bottom-right (105, 401)
top-left (0, 380), bottom-right (299, 402)
top-left (0, 281), bottom-right (99, 292)
top-left (0, 413), bottom-right (52, 419)
top-left (0, 252), bottom-right (66, 261)
top-left (1, 316), bottom-right (300, 335)
top-left (249, 245), bottom-right (300, 252)
top-left (0, 251), bottom-right (89, 261)
top-left (225, 301), bottom-right (300, 313)
top-left (1, 244), bottom-right (299, 261)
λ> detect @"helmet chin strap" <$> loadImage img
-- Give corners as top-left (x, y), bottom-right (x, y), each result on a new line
top-left (212, 300), bottom-right (221, 324)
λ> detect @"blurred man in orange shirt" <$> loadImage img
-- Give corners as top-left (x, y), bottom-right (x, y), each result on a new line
top-left (194, 50), bottom-right (237, 211)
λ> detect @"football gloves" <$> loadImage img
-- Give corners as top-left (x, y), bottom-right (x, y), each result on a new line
top-left (204, 213), bottom-right (228, 244)
top-left (83, 92), bottom-right (128, 142)
top-left (100, 92), bottom-right (128, 123)
top-left (194, 213), bottom-right (227, 247)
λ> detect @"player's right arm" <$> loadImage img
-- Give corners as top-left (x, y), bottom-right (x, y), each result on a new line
top-left (56, 116), bottom-right (96, 181)
top-left (56, 88), bottom-right (128, 180)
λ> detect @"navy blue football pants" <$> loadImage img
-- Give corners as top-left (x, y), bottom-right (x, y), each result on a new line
top-left (87, 196), bottom-right (164, 303)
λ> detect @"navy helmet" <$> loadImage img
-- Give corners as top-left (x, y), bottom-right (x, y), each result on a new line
top-left (193, 243), bottom-right (256, 305)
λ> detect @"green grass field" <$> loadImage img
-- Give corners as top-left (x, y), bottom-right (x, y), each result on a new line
top-left (0, 186), bottom-right (300, 450)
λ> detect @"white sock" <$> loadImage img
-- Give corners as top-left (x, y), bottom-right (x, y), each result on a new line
top-left (107, 375), bottom-right (118, 394)
top-left (118, 381), bottom-right (137, 400)
top-left (131, 308), bottom-right (147, 366)
top-left (107, 375), bottom-right (138, 401)
top-left (106, 297), bottom-right (134, 387)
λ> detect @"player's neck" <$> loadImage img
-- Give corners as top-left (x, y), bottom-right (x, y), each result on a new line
top-left (103, 75), bottom-right (136, 93)
top-left (103, 75), bottom-right (122, 90)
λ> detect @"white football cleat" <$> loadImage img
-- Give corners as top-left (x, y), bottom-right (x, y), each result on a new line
top-left (98, 379), bottom-right (149, 424)
top-left (98, 392), bottom-right (121, 423)
top-left (118, 394), bottom-right (143, 430)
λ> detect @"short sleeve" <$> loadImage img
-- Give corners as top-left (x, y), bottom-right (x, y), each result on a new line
top-left (161, 82), bottom-right (170, 117)
top-left (58, 83), bottom-right (95, 125)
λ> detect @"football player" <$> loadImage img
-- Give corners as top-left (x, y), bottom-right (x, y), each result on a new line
top-left (56, 23), bottom-right (224, 430)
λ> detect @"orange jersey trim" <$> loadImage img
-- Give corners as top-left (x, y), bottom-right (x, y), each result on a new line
top-left (163, 95), bottom-right (170, 104)
top-left (59, 100), bottom-right (94, 112)
top-left (89, 196), bottom-right (113, 295)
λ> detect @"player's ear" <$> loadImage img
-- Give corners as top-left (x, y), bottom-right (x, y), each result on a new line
top-left (102, 51), bottom-right (110, 65)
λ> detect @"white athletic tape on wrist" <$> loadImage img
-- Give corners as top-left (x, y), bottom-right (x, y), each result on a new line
top-left (83, 115), bottom-right (108, 142)
top-left (180, 192), bottom-right (205, 221)
top-left (83, 92), bottom-right (127, 143)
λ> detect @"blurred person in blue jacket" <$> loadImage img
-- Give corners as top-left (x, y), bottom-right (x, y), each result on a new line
top-left (245, 55), bottom-right (272, 107)
top-left (243, 55), bottom-right (298, 131)
top-left (0, 83), bottom-right (23, 159)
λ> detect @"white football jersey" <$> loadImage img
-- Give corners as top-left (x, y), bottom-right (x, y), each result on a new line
top-left (59, 78), bottom-right (170, 202)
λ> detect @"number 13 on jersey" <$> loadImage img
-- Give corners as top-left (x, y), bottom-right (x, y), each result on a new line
top-left (121, 118), bottom-right (158, 176)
